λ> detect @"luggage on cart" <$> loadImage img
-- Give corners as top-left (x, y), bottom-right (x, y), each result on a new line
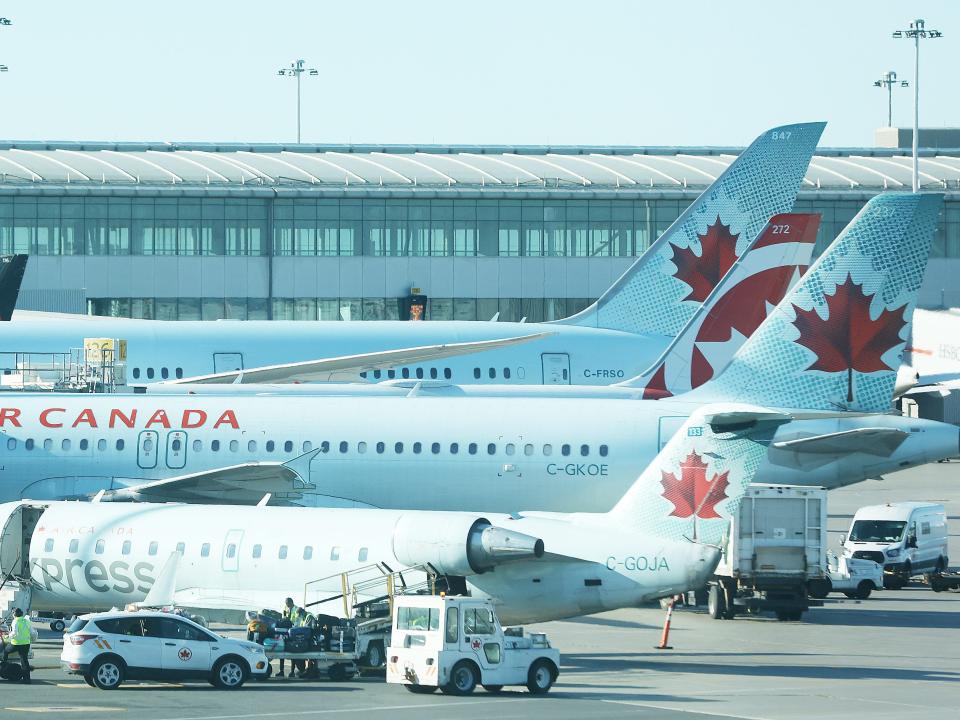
top-left (286, 626), bottom-right (312, 653)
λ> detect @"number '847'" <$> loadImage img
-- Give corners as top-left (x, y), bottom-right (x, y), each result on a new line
top-left (771, 131), bottom-right (792, 141)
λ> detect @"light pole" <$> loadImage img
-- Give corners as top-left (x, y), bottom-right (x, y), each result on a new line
top-left (276, 59), bottom-right (318, 143)
top-left (893, 19), bottom-right (943, 192)
top-left (873, 71), bottom-right (908, 128)
top-left (1, 16), bottom-right (10, 73)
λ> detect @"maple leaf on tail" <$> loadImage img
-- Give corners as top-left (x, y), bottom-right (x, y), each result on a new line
top-left (792, 274), bottom-right (907, 403)
top-left (660, 450), bottom-right (730, 519)
top-left (671, 216), bottom-right (740, 303)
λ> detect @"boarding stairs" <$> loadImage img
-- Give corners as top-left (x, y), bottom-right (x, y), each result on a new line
top-left (0, 578), bottom-right (32, 628)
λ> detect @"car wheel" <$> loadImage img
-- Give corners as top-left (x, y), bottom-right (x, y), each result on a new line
top-left (51, 619), bottom-right (66, 633)
top-left (527, 659), bottom-right (555, 694)
top-left (442, 661), bottom-right (478, 696)
top-left (364, 641), bottom-right (385, 669)
top-left (90, 656), bottom-right (125, 690)
top-left (806, 578), bottom-right (831, 600)
top-left (405, 684), bottom-right (438, 694)
top-left (82, 674), bottom-right (96, 688)
top-left (855, 581), bottom-right (873, 600)
top-left (482, 684), bottom-right (504, 693)
top-left (212, 656), bottom-right (247, 689)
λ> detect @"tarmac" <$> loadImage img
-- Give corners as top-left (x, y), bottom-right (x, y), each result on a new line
top-left (2, 460), bottom-right (957, 719)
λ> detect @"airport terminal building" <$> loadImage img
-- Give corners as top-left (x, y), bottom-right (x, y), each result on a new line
top-left (1, 141), bottom-right (959, 321)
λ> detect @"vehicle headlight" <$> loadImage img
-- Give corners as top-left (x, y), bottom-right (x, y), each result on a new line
top-left (886, 549), bottom-right (900, 558)
top-left (245, 645), bottom-right (265, 654)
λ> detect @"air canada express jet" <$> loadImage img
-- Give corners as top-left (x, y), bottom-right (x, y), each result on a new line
top-left (5, 123), bottom-right (825, 387)
top-left (0, 194), bottom-right (954, 511)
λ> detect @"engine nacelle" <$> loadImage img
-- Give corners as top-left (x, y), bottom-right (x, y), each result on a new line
top-left (392, 512), bottom-right (544, 576)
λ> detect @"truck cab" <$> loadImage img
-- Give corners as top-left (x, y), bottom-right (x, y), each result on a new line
top-left (386, 594), bottom-right (559, 696)
top-left (842, 503), bottom-right (949, 588)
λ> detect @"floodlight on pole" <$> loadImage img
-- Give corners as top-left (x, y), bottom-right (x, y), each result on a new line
top-left (873, 71), bottom-right (909, 128)
top-left (0, 16), bottom-right (10, 73)
top-left (276, 59), bottom-right (319, 143)
top-left (893, 19), bottom-right (943, 192)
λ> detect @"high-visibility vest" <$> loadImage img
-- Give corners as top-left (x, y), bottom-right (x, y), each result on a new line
top-left (11, 616), bottom-right (31, 646)
top-left (300, 613), bottom-right (315, 628)
top-left (288, 606), bottom-right (302, 625)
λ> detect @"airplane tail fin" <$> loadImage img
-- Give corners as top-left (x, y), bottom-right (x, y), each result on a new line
top-left (557, 122), bottom-right (824, 337)
top-left (697, 192), bottom-right (944, 413)
top-left (622, 212), bottom-right (819, 397)
top-left (607, 406), bottom-right (785, 545)
top-left (0, 255), bottom-right (27, 321)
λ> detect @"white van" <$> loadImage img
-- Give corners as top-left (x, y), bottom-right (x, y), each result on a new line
top-left (842, 503), bottom-right (949, 588)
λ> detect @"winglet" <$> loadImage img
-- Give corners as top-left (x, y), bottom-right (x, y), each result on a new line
top-left (138, 551), bottom-right (182, 608)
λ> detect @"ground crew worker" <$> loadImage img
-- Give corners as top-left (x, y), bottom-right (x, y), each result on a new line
top-left (293, 609), bottom-right (317, 678)
top-left (4, 609), bottom-right (32, 684)
top-left (277, 598), bottom-right (301, 678)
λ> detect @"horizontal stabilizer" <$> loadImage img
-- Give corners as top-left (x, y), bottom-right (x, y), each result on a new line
top-left (162, 332), bottom-right (554, 385)
top-left (772, 427), bottom-right (909, 456)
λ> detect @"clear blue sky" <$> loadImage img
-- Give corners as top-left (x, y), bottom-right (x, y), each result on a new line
top-left (0, 1), bottom-right (957, 147)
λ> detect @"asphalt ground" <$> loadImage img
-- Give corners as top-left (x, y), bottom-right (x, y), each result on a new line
top-left (1, 460), bottom-right (957, 720)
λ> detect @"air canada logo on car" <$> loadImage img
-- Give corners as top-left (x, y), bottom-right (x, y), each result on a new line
top-left (178, 647), bottom-right (192, 661)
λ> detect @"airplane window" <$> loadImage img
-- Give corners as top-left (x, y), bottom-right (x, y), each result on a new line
top-left (339, 441), bottom-right (348, 454)
top-left (147, 368), bottom-right (155, 379)
top-left (176, 542), bottom-right (185, 554)
top-left (143, 438), bottom-right (153, 452)
top-left (401, 368), bottom-right (410, 379)
top-left (303, 546), bottom-right (313, 560)
top-left (192, 439), bottom-right (201, 452)
top-left (161, 368), bottom-right (169, 380)
top-left (431, 442), bottom-right (440, 454)
top-left (80, 439), bottom-right (89, 451)
top-left (505, 443), bottom-right (515, 456)
top-left (248, 440), bottom-right (257, 452)
top-left (468, 443), bottom-right (477, 455)
top-left (450, 442), bottom-right (459, 454)
top-left (116, 439), bottom-right (125, 451)
top-left (172, 439), bottom-right (182, 452)
top-left (133, 368), bottom-right (141, 379)
top-left (599, 444), bottom-right (609, 457)
top-left (373, 370), bottom-right (381, 380)
top-left (122, 541), bottom-right (131, 555)
top-left (543, 444), bottom-right (552, 456)
top-left (358, 547), bottom-right (368, 562)
top-left (62, 439), bottom-right (70, 451)
top-left (69, 539), bottom-right (78, 553)
top-left (359, 372), bottom-right (367, 379)
top-left (394, 442), bottom-right (403, 454)
top-left (487, 443), bottom-right (496, 455)
top-left (387, 370), bottom-right (396, 379)
top-left (266, 440), bottom-right (275, 452)
top-left (5, 438), bottom-right (13, 450)
top-left (357, 442), bottom-right (367, 454)
top-left (148, 541), bottom-right (158, 556)
top-left (229, 440), bottom-right (238, 452)
top-left (416, 368), bottom-right (424, 379)
top-left (95, 539), bottom-right (105, 554)
top-left (175, 368), bottom-right (183, 379)
top-left (473, 368), bottom-right (480, 379)
top-left (252, 544), bottom-right (262, 559)
top-left (413, 442), bottom-right (422, 454)
top-left (284, 441), bottom-right (293, 452)
top-left (320, 441), bottom-right (330, 453)
top-left (302, 441), bottom-right (312, 452)
top-left (580, 444), bottom-right (589, 457)
top-left (444, 368), bottom-right (452, 380)
top-left (561, 444), bottom-right (571, 457)
top-left (376, 442), bottom-right (385, 454)
top-left (430, 368), bottom-right (437, 379)
top-left (330, 547), bottom-right (340, 561)
top-left (201, 543), bottom-right (211, 558)
top-left (43, 439), bottom-right (53, 451)
top-left (488, 368), bottom-right (496, 379)
top-left (279, 545), bottom-right (288, 559)
top-left (226, 544), bottom-right (237, 559)
top-left (25, 439), bottom-right (34, 451)
top-left (97, 439), bottom-right (106, 451)
top-left (44, 538), bottom-right (54, 552)
top-left (210, 439), bottom-right (219, 451)
top-left (503, 368), bottom-right (511, 379)
top-left (524, 444), bottom-right (534, 456)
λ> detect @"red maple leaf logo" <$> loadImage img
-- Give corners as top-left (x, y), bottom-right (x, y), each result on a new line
top-left (660, 450), bottom-right (729, 519)
top-left (792, 274), bottom-right (907, 402)
top-left (672, 216), bottom-right (740, 302)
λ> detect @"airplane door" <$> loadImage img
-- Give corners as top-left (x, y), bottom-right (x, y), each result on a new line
top-left (541, 353), bottom-right (570, 385)
top-left (657, 416), bottom-right (688, 450)
top-left (166, 431), bottom-right (187, 469)
top-left (138, 430), bottom-right (159, 469)
top-left (214, 353), bottom-right (244, 374)
top-left (222, 529), bottom-right (244, 572)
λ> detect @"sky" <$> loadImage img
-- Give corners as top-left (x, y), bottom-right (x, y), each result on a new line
top-left (0, 1), bottom-right (957, 147)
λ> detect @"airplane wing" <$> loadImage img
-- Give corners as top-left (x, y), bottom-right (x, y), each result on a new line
top-left (161, 331), bottom-right (555, 385)
top-left (772, 427), bottom-right (909, 456)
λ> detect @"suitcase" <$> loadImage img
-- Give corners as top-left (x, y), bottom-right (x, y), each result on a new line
top-left (284, 635), bottom-right (309, 653)
top-left (275, 618), bottom-right (293, 630)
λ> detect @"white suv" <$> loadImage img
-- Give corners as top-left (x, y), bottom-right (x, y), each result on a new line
top-left (61, 611), bottom-right (268, 690)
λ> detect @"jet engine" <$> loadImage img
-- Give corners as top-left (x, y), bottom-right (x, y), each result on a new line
top-left (392, 512), bottom-right (544, 576)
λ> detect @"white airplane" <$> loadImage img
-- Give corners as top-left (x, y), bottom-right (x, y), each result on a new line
top-left (1, 406), bottom-right (777, 625)
top-left (900, 308), bottom-right (960, 395)
top-left (5, 123), bottom-right (824, 387)
top-left (0, 193), bottom-right (952, 511)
